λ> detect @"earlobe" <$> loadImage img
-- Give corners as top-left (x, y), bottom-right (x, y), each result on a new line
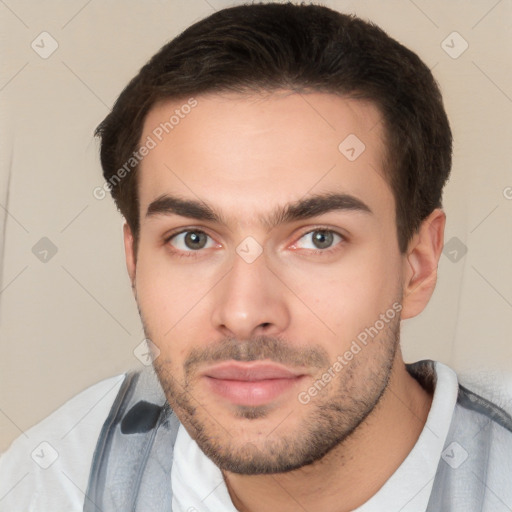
top-left (123, 223), bottom-right (137, 290)
top-left (400, 209), bottom-right (446, 320)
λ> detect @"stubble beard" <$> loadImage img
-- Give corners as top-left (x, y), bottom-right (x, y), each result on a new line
top-left (142, 306), bottom-right (401, 475)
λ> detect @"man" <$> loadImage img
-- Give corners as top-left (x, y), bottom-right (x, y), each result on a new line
top-left (1, 3), bottom-right (511, 511)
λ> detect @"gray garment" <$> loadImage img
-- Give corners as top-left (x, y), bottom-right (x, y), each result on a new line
top-left (426, 384), bottom-right (512, 510)
top-left (84, 369), bottom-right (177, 512)
top-left (83, 360), bottom-right (512, 512)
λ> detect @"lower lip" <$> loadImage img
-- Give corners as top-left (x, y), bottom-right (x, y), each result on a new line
top-left (205, 376), bottom-right (304, 406)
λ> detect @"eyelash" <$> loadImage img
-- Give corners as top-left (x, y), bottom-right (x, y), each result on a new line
top-left (295, 227), bottom-right (347, 256)
top-left (163, 228), bottom-right (217, 259)
top-left (164, 227), bottom-right (346, 259)
top-left (291, 228), bottom-right (346, 256)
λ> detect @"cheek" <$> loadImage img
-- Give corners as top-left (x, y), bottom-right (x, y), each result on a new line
top-left (133, 242), bottom-right (226, 362)
top-left (280, 242), bottom-right (401, 338)
top-left (133, 249), bottom-right (198, 341)
top-left (135, 269), bottom-right (195, 367)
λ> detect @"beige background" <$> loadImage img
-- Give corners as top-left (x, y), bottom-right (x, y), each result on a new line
top-left (1, 0), bottom-right (511, 452)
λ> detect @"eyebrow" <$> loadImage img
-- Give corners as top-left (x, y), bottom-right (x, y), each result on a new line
top-left (146, 192), bottom-right (373, 229)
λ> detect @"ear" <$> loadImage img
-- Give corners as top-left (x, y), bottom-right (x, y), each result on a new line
top-left (400, 209), bottom-right (446, 320)
top-left (123, 222), bottom-right (137, 290)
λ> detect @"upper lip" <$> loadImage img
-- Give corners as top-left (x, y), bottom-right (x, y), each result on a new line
top-left (203, 361), bottom-right (304, 381)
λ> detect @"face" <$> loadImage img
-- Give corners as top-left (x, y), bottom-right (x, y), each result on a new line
top-left (127, 91), bottom-right (406, 474)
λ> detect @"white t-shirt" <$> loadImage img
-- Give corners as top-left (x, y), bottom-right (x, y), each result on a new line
top-left (0, 374), bottom-right (125, 511)
top-left (0, 361), bottom-right (509, 511)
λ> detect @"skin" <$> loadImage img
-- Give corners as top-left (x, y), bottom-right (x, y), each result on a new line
top-left (123, 91), bottom-right (445, 512)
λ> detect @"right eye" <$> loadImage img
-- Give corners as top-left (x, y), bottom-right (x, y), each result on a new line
top-left (167, 230), bottom-right (217, 252)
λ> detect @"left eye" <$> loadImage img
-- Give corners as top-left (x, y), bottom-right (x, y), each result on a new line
top-left (168, 230), bottom-right (217, 251)
top-left (293, 229), bottom-right (343, 250)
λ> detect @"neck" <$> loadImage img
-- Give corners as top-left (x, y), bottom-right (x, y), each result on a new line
top-left (222, 352), bottom-right (433, 512)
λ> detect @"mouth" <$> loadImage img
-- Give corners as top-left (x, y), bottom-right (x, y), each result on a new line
top-left (201, 361), bottom-right (307, 407)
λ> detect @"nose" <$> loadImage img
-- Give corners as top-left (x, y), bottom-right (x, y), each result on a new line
top-left (210, 247), bottom-right (291, 340)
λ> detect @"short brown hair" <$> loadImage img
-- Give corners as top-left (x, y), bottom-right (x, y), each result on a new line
top-left (96, 2), bottom-right (452, 253)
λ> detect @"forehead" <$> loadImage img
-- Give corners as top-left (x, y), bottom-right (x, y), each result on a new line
top-left (137, 91), bottom-right (393, 224)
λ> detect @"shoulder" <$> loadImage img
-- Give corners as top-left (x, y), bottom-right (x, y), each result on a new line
top-left (0, 373), bottom-right (126, 512)
top-left (438, 368), bottom-right (512, 509)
